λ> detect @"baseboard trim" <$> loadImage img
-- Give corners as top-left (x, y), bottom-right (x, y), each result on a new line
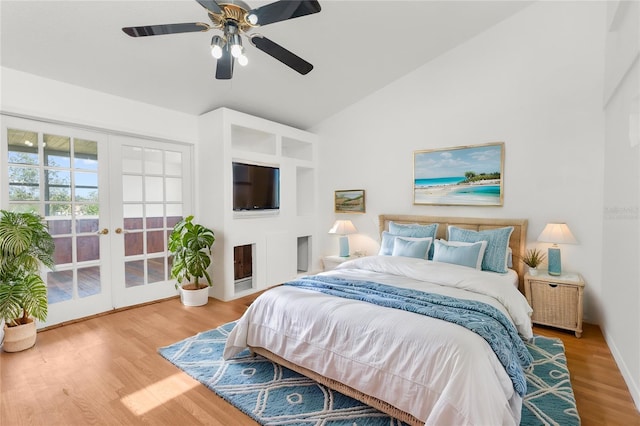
top-left (38, 296), bottom-right (181, 332)
top-left (602, 323), bottom-right (640, 412)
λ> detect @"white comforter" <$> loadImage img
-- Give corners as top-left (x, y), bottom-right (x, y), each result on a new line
top-left (224, 255), bottom-right (534, 426)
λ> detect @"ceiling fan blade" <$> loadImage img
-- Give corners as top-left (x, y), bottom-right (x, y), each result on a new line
top-left (216, 45), bottom-right (234, 79)
top-left (195, 0), bottom-right (223, 15)
top-left (250, 35), bottom-right (313, 75)
top-left (247, 0), bottom-right (321, 27)
top-left (122, 23), bottom-right (206, 37)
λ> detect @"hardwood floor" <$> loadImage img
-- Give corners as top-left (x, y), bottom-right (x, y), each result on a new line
top-left (1, 294), bottom-right (639, 426)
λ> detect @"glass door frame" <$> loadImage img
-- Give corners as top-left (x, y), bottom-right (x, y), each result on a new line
top-left (1, 116), bottom-right (113, 327)
top-left (108, 135), bottom-right (193, 309)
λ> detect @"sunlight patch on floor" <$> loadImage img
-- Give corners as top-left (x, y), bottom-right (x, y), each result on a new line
top-left (121, 373), bottom-right (199, 415)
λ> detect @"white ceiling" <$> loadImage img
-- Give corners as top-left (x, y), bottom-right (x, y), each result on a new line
top-left (0, 1), bottom-right (532, 129)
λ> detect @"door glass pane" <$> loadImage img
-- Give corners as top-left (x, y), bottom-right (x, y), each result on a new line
top-left (122, 146), bottom-right (143, 173)
top-left (9, 204), bottom-right (40, 213)
top-left (125, 260), bottom-right (145, 287)
top-left (47, 270), bottom-right (73, 303)
top-left (46, 169), bottom-right (71, 202)
top-left (78, 266), bottom-right (101, 298)
top-left (76, 203), bottom-right (99, 216)
top-left (74, 139), bottom-right (98, 170)
top-left (76, 218), bottom-right (99, 233)
top-left (47, 203), bottom-right (72, 217)
top-left (123, 176), bottom-right (143, 202)
top-left (165, 178), bottom-right (182, 202)
top-left (8, 166), bottom-right (40, 200)
top-left (147, 231), bottom-right (164, 254)
top-left (48, 218), bottom-right (72, 235)
top-left (145, 149), bottom-right (163, 174)
top-left (145, 177), bottom-right (163, 202)
top-left (146, 204), bottom-right (163, 229)
top-left (77, 235), bottom-right (100, 262)
top-left (44, 134), bottom-right (71, 168)
top-left (147, 258), bottom-right (165, 283)
top-left (123, 204), bottom-right (143, 224)
top-left (166, 204), bottom-right (183, 228)
top-left (8, 129), bottom-right (39, 165)
top-left (165, 151), bottom-right (182, 176)
top-left (53, 237), bottom-right (73, 265)
top-left (125, 233), bottom-right (143, 256)
top-left (75, 172), bottom-right (98, 201)
top-left (124, 218), bottom-right (143, 231)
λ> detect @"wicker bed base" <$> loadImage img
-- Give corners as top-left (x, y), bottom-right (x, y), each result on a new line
top-left (250, 347), bottom-right (423, 426)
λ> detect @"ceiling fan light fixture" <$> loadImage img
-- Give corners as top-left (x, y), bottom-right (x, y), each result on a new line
top-left (229, 33), bottom-right (243, 58)
top-left (237, 54), bottom-right (249, 66)
top-left (247, 13), bottom-right (258, 25)
top-left (210, 35), bottom-right (224, 59)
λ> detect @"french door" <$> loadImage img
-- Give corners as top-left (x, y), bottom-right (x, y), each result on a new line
top-left (109, 136), bottom-right (192, 308)
top-left (1, 117), bottom-right (192, 326)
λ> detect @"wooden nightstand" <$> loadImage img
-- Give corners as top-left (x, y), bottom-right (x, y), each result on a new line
top-left (524, 270), bottom-right (585, 337)
top-left (321, 255), bottom-right (360, 271)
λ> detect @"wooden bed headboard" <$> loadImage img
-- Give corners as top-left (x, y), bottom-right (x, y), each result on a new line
top-left (379, 214), bottom-right (528, 292)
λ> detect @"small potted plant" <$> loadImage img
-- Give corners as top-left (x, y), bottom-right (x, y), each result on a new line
top-left (168, 215), bottom-right (215, 306)
top-left (0, 210), bottom-right (55, 352)
top-left (522, 248), bottom-right (546, 276)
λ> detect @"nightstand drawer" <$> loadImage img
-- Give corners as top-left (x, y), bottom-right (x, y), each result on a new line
top-left (529, 280), bottom-right (579, 328)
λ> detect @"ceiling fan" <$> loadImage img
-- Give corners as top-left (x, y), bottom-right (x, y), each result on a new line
top-left (122, 0), bottom-right (321, 80)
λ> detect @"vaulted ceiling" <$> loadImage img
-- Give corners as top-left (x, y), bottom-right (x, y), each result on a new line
top-left (0, 1), bottom-right (532, 129)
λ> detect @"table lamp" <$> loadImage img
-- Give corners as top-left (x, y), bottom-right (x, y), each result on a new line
top-left (328, 220), bottom-right (357, 257)
top-left (537, 223), bottom-right (577, 276)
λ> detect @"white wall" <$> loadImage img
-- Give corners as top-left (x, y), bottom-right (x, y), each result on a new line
top-left (0, 67), bottom-right (198, 143)
top-left (602, 0), bottom-right (640, 409)
top-left (312, 1), bottom-right (606, 325)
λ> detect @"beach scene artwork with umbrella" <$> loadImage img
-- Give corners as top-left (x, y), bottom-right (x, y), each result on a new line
top-left (413, 142), bottom-right (504, 206)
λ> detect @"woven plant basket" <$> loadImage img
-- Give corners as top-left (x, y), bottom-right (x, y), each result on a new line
top-left (3, 319), bottom-right (37, 352)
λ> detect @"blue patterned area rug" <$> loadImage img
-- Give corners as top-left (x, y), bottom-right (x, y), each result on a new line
top-left (158, 322), bottom-right (580, 426)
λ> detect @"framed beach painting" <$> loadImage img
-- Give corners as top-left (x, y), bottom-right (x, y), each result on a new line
top-left (334, 189), bottom-right (366, 213)
top-left (413, 142), bottom-right (504, 206)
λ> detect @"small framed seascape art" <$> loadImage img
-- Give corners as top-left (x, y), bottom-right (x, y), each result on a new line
top-left (334, 189), bottom-right (366, 213)
top-left (413, 142), bottom-right (504, 206)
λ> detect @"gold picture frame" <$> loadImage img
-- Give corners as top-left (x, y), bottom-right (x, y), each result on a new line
top-left (413, 142), bottom-right (504, 206)
top-left (334, 189), bottom-right (366, 213)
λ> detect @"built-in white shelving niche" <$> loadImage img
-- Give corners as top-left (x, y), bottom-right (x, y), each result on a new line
top-left (231, 124), bottom-right (276, 155)
top-left (198, 107), bottom-right (318, 301)
top-left (233, 243), bottom-right (254, 295)
top-left (283, 137), bottom-right (313, 161)
top-left (297, 236), bottom-right (311, 274)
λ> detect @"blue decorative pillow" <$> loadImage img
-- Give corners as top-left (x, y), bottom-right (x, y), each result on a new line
top-left (433, 239), bottom-right (487, 269)
top-left (447, 226), bottom-right (514, 273)
top-left (388, 222), bottom-right (438, 259)
top-left (392, 237), bottom-right (432, 259)
top-left (378, 231), bottom-right (397, 255)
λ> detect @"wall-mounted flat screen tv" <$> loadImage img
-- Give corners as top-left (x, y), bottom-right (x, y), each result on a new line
top-left (232, 162), bottom-right (280, 211)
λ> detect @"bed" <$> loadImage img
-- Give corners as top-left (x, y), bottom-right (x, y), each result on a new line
top-left (224, 215), bottom-right (533, 425)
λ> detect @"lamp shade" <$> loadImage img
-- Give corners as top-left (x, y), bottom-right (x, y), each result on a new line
top-left (537, 223), bottom-right (577, 245)
top-left (328, 220), bottom-right (357, 235)
top-left (537, 222), bottom-right (576, 276)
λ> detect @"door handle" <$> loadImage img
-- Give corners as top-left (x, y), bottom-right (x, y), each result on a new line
top-left (96, 228), bottom-right (109, 235)
top-left (115, 228), bottom-right (128, 234)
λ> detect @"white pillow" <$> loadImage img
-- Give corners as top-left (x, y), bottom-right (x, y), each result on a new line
top-left (433, 239), bottom-right (488, 269)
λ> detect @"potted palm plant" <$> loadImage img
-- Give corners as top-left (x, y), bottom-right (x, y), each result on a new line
top-left (522, 248), bottom-right (546, 276)
top-left (0, 210), bottom-right (54, 352)
top-left (168, 215), bottom-right (215, 307)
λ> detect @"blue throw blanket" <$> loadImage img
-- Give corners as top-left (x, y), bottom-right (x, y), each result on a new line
top-left (285, 275), bottom-right (532, 397)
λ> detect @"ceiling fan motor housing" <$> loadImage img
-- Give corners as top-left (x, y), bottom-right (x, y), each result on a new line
top-left (208, 0), bottom-right (256, 32)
